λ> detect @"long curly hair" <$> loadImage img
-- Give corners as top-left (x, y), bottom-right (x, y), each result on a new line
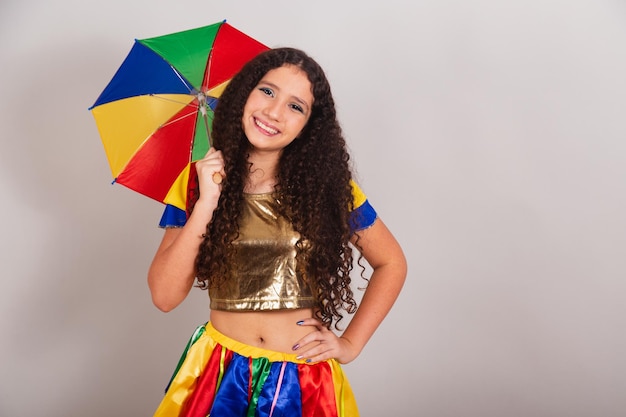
top-left (193, 47), bottom-right (359, 328)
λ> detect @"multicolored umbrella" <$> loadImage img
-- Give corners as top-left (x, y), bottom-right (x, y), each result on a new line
top-left (90, 21), bottom-right (268, 211)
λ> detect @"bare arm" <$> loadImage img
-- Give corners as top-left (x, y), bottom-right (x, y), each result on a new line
top-left (338, 218), bottom-right (407, 361)
top-left (147, 149), bottom-right (224, 312)
top-left (293, 217), bottom-right (407, 363)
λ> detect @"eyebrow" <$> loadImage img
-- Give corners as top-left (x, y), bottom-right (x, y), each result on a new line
top-left (259, 80), bottom-right (312, 112)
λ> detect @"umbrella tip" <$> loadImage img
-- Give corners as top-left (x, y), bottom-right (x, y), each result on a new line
top-left (222, 18), bottom-right (227, 23)
top-left (112, 178), bottom-right (117, 185)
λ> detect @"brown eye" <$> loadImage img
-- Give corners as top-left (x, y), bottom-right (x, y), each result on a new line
top-left (259, 87), bottom-right (274, 97)
top-left (290, 103), bottom-right (304, 113)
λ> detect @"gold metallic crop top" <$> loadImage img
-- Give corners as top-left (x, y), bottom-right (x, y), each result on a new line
top-left (208, 193), bottom-right (316, 311)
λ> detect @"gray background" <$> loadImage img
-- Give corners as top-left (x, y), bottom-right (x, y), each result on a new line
top-left (1, 0), bottom-right (625, 416)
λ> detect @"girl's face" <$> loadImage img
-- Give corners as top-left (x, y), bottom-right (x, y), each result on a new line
top-left (242, 64), bottom-right (314, 156)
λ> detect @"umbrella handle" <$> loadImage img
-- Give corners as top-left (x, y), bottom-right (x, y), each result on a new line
top-left (198, 92), bottom-right (213, 148)
top-left (198, 92), bottom-right (220, 184)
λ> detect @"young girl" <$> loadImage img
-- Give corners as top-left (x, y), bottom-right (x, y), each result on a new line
top-left (148, 47), bottom-right (406, 416)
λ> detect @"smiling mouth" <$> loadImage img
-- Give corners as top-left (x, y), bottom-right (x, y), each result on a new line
top-left (255, 118), bottom-right (278, 135)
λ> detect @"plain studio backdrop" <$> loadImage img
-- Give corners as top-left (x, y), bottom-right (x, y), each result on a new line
top-left (1, 0), bottom-right (625, 416)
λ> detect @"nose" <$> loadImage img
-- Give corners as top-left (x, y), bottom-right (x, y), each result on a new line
top-left (265, 99), bottom-right (283, 121)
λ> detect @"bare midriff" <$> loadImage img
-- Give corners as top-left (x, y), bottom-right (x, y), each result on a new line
top-left (210, 308), bottom-right (316, 353)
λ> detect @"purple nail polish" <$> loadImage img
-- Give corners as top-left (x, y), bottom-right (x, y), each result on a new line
top-left (296, 320), bottom-right (304, 325)
top-left (292, 344), bottom-right (300, 351)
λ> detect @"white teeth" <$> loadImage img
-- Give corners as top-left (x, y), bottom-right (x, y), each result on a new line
top-left (255, 118), bottom-right (278, 134)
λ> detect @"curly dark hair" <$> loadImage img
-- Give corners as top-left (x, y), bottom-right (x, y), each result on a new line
top-left (193, 47), bottom-right (360, 328)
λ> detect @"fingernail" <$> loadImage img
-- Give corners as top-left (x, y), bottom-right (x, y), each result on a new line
top-left (296, 355), bottom-right (303, 360)
top-left (292, 344), bottom-right (300, 351)
top-left (296, 320), bottom-right (304, 325)
top-left (305, 359), bottom-right (312, 363)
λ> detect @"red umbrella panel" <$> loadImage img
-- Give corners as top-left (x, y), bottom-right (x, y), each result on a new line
top-left (90, 21), bottom-right (268, 212)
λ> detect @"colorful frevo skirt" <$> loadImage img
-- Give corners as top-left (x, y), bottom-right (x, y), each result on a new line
top-left (153, 322), bottom-right (360, 417)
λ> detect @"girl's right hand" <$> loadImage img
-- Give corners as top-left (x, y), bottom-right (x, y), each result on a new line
top-left (195, 148), bottom-right (225, 205)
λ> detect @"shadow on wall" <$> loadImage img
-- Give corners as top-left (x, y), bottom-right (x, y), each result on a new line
top-left (0, 39), bottom-right (208, 416)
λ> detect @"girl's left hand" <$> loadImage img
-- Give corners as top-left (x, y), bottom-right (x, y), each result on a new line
top-left (292, 318), bottom-right (360, 365)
